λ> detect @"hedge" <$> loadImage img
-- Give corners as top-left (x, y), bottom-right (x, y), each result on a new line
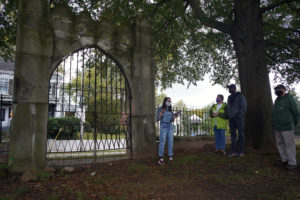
top-left (47, 117), bottom-right (91, 140)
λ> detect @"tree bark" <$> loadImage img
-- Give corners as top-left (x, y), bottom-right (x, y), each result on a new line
top-left (231, 0), bottom-right (274, 149)
top-left (187, 0), bottom-right (275, 149)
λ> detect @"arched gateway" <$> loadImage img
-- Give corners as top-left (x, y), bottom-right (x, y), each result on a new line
top-left (47, 47), bottom-right (132, 166)
top-left (9, 1), bottom-right (156, 173)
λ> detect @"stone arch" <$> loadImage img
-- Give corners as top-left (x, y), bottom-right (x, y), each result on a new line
top-left (9, 1), bottom-right (156, 173)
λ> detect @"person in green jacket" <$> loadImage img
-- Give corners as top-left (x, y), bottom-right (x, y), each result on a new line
top-left (209, 94), bottom-right (228, 154)
top-left (272, 84), bottom-right (300, 171)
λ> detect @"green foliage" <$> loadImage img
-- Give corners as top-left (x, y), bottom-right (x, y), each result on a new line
top-left (60, 49), bottom-right (129, 134)
top-left (263, 1), bottom-right (300, 84)
top-left (47, 117), bottom-right (91, 139)
top-left (0, 0), bottom-right (17, 60)
top-left (155, 90), bottom-right (167, 107)
top-left (153, 0), bottom-right (238, 88)
top-left (2, 0), bottom-right (299, 87)
top-left (174, 100), bottom-right (187, 109)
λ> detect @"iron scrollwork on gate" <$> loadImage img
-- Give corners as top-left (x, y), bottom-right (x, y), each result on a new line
top-left (47, 47), bottom-right (132, 166)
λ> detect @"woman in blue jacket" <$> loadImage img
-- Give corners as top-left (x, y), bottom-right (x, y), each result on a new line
top-left (157, 97), bottom-right (179, 165)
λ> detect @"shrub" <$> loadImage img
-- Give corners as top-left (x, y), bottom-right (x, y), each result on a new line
top-left (47, 117), bottom-right (90, 140)
top-left (84, 121), bottom-right (92, 132)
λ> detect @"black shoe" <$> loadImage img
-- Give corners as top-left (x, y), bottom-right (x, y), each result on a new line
top-left (284, 164), bottom-right (297, 171)
top-left (274, 160), bottom-right (288, 167)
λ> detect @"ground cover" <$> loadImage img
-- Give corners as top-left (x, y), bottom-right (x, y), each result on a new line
top-left (1, 140), bottom-right (300, 200)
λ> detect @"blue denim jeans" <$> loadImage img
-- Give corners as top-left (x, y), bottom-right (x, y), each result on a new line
top-left (158, 123), bottom-right (174, 157)
top-left (214, 126), bottom-right (226, 151)
top-left (229, 116), bottom-right (245, 154)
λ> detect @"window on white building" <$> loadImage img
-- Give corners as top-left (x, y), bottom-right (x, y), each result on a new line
top-left (0, 78), bottom-right (9, 94)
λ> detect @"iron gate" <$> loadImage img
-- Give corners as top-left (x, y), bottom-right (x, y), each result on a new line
top-left (46, 47), bottom-right (132, 166)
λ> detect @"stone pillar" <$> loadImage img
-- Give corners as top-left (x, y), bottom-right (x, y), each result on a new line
top-left (8, 0), bottom-right (53, 173)
top-left (131, 19), bottom-right (156, 159)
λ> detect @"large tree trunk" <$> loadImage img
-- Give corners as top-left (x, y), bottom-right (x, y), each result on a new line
top-left (231, 0), bottom-right (274, 149)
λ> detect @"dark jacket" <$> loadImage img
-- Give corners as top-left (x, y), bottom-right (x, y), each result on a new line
top-left (227, 92), bottom-right (247, 119)
top-left (272, 93), bottom-right (300, 131)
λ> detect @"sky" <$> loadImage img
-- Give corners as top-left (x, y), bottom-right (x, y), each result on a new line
top-left (159, 74), bottom-right (300, 108)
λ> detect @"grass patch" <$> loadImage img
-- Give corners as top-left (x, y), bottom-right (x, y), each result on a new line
top-left (175, 154), bottom-right (200, 164)
top-left (76, 191), bottom-right (86, 200)
top-left (91, 178), bottom-right (105, 185)
top-left (0, 196), bottom-right (16, 200)
top-left (17, 187), bottom-right (28, 195)
top-left (46, 193), bottom-right (61, 200)
top-left (2, 143), bottom-right (300, 200)
top-left (128, 163), bottom-right (148, 173)
top-left (38, 171), bottom-right (51, 182)
top-left (281, 188), bottom-right (300, 200)
top-left (100, 197), bottom-right (127, 200)
top-left (209, 173), bottom-right (246, 185)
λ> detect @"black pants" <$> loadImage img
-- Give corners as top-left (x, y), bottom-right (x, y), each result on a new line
top-left (229, 117), bottom-right (245, 154)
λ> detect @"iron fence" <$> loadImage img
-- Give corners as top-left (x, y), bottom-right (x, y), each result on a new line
top-left (155, 106), bottom-right (213, 137)
top-left (46, 47), bottom-right (132, 166)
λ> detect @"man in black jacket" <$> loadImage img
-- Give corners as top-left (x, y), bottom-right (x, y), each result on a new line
top-left (227, 84), bottom-right (247, 157)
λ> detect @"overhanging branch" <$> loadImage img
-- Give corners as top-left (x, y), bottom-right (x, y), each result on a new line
top-left (260, 0), bottom-right (296, 14)
top-left (185, 0), bottom-right (231, 34)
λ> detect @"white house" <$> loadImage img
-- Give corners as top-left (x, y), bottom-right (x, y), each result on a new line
top-left (0, 57), bottom-right (82, 130)
top-left (0, 57), bottom-right (14, 129)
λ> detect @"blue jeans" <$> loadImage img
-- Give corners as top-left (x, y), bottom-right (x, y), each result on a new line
top-left (229, 117), bottom-right (245, 154)
top-left (214, 126), bottom-right (226, 151)
top-left (158, 123), bottom-right (174, 157)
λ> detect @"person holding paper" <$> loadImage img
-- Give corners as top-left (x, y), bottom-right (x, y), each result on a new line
top-left (156, 97), bottom-right (180, 165)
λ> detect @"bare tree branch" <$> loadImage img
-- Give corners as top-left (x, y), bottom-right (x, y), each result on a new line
top-left (184, 0), bottom-right (231, 34)
top-left (260, 0), bottom-right (296, 14)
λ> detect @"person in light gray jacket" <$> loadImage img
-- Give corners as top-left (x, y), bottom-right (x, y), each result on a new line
top-left (227, 84), bottom-right (247, 157)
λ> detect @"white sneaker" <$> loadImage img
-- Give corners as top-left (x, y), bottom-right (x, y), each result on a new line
top-left (169, 157), bottom-right (174, 162)
top-left (158, 158), bottom-right (165, 165)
